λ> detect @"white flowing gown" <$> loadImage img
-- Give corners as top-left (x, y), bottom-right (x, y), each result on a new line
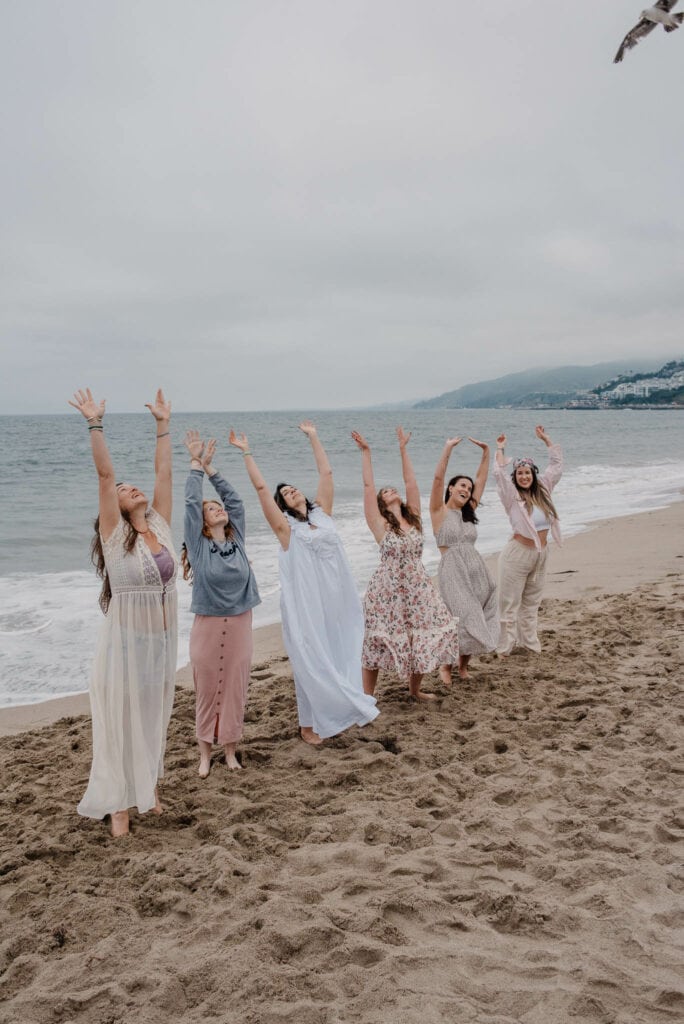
top-left (279, 507), bottom-right (378, 738)
top-left (78, 509), bottom-right (178, 819)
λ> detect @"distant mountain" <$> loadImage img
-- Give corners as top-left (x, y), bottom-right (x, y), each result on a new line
top-left (414, 360), bottom-right (663, 409)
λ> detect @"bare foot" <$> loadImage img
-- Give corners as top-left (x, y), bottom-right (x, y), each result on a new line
top-left (198, 756), bottom-right (211, 779)
top-left (410, 690), bottom-right (437, 702)
top-left (110, 810), bottom-right (130, 838)
top-left (458, 655), bottom-right (471, 680)
top-left (152, 787), bottom-right (163, 815)
top-left (439, 665), bottom-right (452, 688)
top-left (224, 751), bottom-right (242, 770)
top-left (300, 727), bottom-right (324, 746)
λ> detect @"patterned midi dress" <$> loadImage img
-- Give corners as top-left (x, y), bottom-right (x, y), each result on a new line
top-left (436, 510), bottom-right (499, 657)
top-left (362, 527), bottom-right (459, 679)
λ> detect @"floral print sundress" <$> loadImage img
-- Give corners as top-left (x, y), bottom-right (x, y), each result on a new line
top-left (362, 527), bottom-right (459, 680)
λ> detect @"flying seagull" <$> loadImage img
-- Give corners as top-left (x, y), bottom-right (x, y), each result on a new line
top-left (614, 0), bottom-right (684, 63)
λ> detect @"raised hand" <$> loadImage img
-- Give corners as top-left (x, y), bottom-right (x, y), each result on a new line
top-left (145, 388), bottom-right (171, 422)
top-left (396, 426), bottom-right (412, 449)
top-left (445, 436), bottom-right (463, 449)
top-left (496, 433), bottom-right (506, 447)
top-left (229, 429), bottom-right (250, 452)
top-left (69, 388), bottom-right (105, 421)
top-left (299, 420), bottom-right (317, 437)
top-left (351, 430), bottom-right (370, 452)
top-left (202, 438), bottom-right (217, 471)
top-left (535, 424), bottom-right (551, 445)
top-left (184, 429), bottom-right (204, 461)
top-left (468, 437), bottom-right (489, 450)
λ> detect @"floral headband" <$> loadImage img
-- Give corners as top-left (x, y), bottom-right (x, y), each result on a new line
top-left (513, 457), bottom-right (539, 473)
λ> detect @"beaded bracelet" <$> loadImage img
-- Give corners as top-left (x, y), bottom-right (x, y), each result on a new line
top-left (241, 450), bottom-right (252, 456)
top-left (88, 425), bottom-right (104, 431)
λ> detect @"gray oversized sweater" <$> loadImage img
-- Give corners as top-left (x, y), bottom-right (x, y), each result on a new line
top-left (184, 469), bottom-right (261, 617)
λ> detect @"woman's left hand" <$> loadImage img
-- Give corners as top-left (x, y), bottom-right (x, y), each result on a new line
top-left (145, 388), bottom-right (171, 422)
top-left (396, 426), bottom-right (412, 449)
top-left (351, 430), bottom-right (370, 451)
top-left (535, 424), bottom-right (551, 446)
top-left (468, 437), bottom-right (489, 450)
top-left (298, 419), bottom-right (317, 437)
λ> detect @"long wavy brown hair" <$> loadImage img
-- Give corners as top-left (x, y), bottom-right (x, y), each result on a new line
top-left (181, 501), bottom-right (235, 583)
top-left (91, 511), bottom-right (138, 615)
top-left (377, 488), bottom-right (422, 535)
top-left (512, 467), bottom-right (559, 522)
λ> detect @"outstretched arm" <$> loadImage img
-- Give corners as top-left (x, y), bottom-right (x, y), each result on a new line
top-left (469, 437), bottom-right (490, 506)
top-left (203, 438), bottom-right (246, 540)
top-left (184, 430), bottom-right (206, 557)
top-left (229, 430), bottom-right (290, 549)
top-left (430, 437), bottom-right (462, 529)
top-left (68, 388), bottom-right (119, 542)
top-left (536, 425), bottom-right (563, 491)
top-left (351, 432), bottom-right (386, 543)
top-left (299, 420), bottom-right (333, 515)
top-left (146, 388), bottom-right (173, 525)
top-left (397, 426), bottom-right (420, 517)
top-left (495, 433), bottom-right (507, 468)
top-left (493, 433), bottom-right (517, 512)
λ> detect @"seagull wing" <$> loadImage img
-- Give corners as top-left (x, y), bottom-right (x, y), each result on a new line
top-left (654, 1), bottom-right (680, 13)
top-left (613, 18), bottom-right (657, 63)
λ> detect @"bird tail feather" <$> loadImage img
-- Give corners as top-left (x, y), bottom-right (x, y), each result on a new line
top-left (665, 13), bottom-right (684, 30)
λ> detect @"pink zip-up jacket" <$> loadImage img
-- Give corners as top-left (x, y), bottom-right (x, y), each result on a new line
top-left (494, 444), bottom-right (563, 551)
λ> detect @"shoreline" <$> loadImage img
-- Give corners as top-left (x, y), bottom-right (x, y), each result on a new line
top-left (1, 501), bottom-right (681, 737)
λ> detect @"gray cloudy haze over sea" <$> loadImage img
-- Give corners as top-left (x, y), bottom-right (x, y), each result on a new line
top-left (1, 1), bottom-right (683, 413)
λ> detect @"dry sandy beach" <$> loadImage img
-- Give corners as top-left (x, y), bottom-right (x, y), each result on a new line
top-left (1, 504), bottom-right (682, 1024)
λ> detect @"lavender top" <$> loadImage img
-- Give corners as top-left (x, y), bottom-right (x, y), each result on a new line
top-left (152, 545), bottom-right (176, 585)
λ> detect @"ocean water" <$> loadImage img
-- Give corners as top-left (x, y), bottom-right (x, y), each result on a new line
top-left (1, 408), bottom-right (682, 707)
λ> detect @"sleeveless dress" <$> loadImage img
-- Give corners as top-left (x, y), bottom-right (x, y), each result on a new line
top-left (362, 527), bottom-right (459, 679)
top-left (278, 506), bottom-right (379, 738)
top-left (436, 509), bottom-right (499, 656)
top-left (77, 508), bottom-right (178, 819)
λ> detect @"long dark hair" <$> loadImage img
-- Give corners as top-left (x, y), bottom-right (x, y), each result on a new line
top-left (274, 483), bottom-right (316, 523)
top-left (181, 502), bottom-right (235, 583)
top-left (377, 489), bottom-right (422, 535)
top-left (444, 474), bottom-right (479, 524)
top-left (90, 511), bottom-right (138, 615)
top-left (512, 466), bottom-right (559, 521)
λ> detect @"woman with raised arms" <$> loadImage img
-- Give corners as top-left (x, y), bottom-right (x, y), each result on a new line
top-left (430, 435), bottom-right (499, 683)
top-left (352, 427), bottom-right (459, 702)
top-left (69, 387), bottom-right (177, 838)
top-left (494, 425), bottom-right (563, 656)
top-left (230, 421), bottom-right (378, 745)
top-left (182, 431), bottom-right (261, 778)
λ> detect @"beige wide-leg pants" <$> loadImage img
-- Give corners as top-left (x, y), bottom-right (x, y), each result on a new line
top-left (496, 539), bottom-right (548, 655)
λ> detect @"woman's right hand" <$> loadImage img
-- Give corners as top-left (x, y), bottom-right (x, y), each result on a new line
top-left (184, 429), bottom-right (204, 461)
top-left (202, 439), bottom-right (217, 473)
top-left (496, 433), bottom-right (506, 447)
top-left (445, 436), bottom-right (462, 449)
top-left (229, 429), bottom-right (250, 452)
top-left (351, 430), bottom-right (370, 452)
top-left (68, 388), bottom-right (105, 422)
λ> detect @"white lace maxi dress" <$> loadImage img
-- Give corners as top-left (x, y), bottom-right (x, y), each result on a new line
top-left (77, 509), bottom-right (178, 819)
top-left (279, 506), bottom-right (379, 738)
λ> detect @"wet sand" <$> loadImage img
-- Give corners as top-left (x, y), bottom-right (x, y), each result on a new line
top-left (1, 503), bottom-right (682, 1024)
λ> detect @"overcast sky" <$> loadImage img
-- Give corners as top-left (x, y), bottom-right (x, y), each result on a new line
top-left (2, 1), bottom-right (683, 412)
